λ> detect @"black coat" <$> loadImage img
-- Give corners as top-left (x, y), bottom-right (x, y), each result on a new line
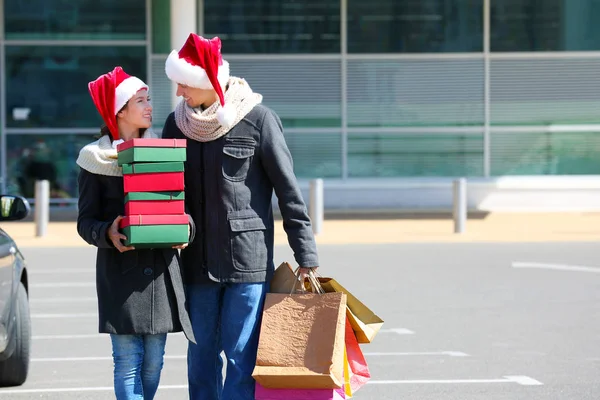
top-left (77, 167), bottom-right (194, 342)
top-left (162, 104), bottom-right (319, 284)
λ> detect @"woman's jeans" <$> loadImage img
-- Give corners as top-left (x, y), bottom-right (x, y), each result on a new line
top-left (110, 334), bottom-right (167, 400)
top-left (186, 282), bottom-right (268, 400)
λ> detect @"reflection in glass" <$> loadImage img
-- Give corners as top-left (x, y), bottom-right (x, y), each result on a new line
top-left (7, 134), bottom-right (97, 199)
top-left (4, 0), bottom-right (146, 40)
top-left (348, 133), bottom-right (484, 177)
top-left (204, 0), bottom-right (340, 53)
top-left (5, 46), bottom-right (146, 128)
top-left (348, 0), bottom-right (483, 53)
top-left (491, 0), bottom-right (600, 51)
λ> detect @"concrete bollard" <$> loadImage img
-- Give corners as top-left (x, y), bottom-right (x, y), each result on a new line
top-left (309, 179), bottom-right (324, 235)
top-left (453, 178), bottom-right (467, 234)
top-left (34, 180), bottom-right (49, 237)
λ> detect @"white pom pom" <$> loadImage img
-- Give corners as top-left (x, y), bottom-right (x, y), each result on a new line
top-left (216, 104), bottom-right (236, 128)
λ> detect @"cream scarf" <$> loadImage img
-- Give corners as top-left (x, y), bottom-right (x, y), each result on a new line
top-left (174, 77), bottom-right (263, 142)
top-left (76, 129), bottom-right (158, 177)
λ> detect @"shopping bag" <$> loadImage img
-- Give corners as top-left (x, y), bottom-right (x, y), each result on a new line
top-left (252, 274), bottom-right (347, 389)
top-left (318, 277), bottom-right (384, 343)
top-left (269, 262), bottom-right (298, 293)
top-left (343, 316), bottom-right (370, 397)
top-left (255, 382), bottom-right (346, 399)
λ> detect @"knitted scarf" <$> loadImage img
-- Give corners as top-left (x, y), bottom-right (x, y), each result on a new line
top-left (76, 129), bottom-right (158, 177)
top-left (174, 77), bottom-right (263, 142)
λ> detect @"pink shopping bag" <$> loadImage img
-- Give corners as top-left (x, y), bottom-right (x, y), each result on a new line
top-left (255, 383), bottom-right (346, 400)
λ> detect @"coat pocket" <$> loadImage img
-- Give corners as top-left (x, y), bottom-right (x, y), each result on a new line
top-left (228, 215), bottom-right (267, 272)
top-left (222, 145), bottom-right (254, 182)
top-left (119, 251), bottom-right (139, 275)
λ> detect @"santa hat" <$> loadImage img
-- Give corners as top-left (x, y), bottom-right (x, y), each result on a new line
top-left (88, 66), bottom-right (148, 140)
top-left (165, 34), bottom-right (235, 128)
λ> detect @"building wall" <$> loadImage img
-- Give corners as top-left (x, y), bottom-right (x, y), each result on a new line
top-left (2, 0), bottom-right (600, 204)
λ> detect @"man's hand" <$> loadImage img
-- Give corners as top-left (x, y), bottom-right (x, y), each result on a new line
top-left (108, 216), bottom-right (135, 253)
top-left (297, 266), bottom-right (318, 291)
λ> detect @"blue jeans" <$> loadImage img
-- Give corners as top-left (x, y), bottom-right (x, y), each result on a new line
top-left (110, 334), bottom-right (167, 400)
top-left (187, 282), bottom-right (268, 400)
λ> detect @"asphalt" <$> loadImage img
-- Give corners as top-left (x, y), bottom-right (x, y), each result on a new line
top-left (0, 241), bottom-right (598, 399)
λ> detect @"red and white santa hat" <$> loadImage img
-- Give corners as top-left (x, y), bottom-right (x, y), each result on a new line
top-left (165, 33), bottom-right (235, 128)
top-left (88, 66), bottom-right (148, 140)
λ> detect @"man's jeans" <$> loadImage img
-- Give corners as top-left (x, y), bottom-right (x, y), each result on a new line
top-left (110, 334), bottom-right (167, 400)
top-left (187, 282), bottom-right (268, 400)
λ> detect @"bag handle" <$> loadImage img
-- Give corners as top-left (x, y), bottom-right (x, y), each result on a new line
top-left (290, 267), bottom-right (325, 295)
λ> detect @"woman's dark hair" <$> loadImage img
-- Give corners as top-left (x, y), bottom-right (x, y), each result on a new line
top-left (97, 100), bottom-right (147, 140)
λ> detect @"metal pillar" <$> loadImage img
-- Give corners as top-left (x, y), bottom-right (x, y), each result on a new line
top-left (34, 180), bottom-right (49, 237)
top-left (309, 179), bottom-right (324, 235)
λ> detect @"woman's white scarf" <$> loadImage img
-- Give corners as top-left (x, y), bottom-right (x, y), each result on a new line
top-left (174, 77), bottom-right (263, 142)
top-left (76, 129), bottom-right (158, 177)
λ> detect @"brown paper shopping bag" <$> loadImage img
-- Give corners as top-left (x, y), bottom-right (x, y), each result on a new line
top-left (318, 278), bottom-right (384, 344)
top-left (252, 290), bottom-right (347, 389)
top-left (269, 262), bottom-right (298, 293)
top-left (269, 262), bottom-right (384, 343)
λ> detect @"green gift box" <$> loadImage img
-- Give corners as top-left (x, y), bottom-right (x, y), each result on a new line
top-left (117, 138), bottom-right (187, 166)
top-left (119, 214), bottom-right (189, 248)
top-left (124, 191), bottom-right (185, 202)
top-left (122, 162), bottom-right (184, 175)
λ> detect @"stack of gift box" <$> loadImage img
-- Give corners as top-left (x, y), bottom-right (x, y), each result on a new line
top-left (116, 138), bottom-right (189, 248)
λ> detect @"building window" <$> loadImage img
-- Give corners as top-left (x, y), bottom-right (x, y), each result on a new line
top-left (5, 46), bottom-right (146, 128)
top-left (204, 0), bottom-right (340, 53)
top-left (4, 0), bottom-right (147, 40)
top-left (7, 134), bottom-right (97, 199)
top-left (348, 0), bottom-right (483, 53)
top-left (491, 0), bottom-right (600, 51)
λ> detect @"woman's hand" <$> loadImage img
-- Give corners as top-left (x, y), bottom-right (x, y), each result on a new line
top-left (172, 223), bottom-right (191, 249)
top-left (108, 216), bottom-right (135, 253)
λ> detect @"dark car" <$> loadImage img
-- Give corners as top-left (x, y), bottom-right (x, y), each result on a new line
top-left (0, 195), bottom-right (31, 386)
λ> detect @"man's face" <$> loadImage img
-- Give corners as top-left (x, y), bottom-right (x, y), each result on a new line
top-left (176, 84), bottom-right (216, 109)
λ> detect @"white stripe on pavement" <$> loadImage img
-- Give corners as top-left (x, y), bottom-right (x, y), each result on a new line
top-left (32, 332), bottom-right (185, 340)
top-left (380, 328), bottom-right (415, 335)
top-left (364, 351), bottom-right (469, 357)
top-left (512, 262), bottom-right (600, 274)
top-left (32, 351), bottom-right (464, 362)
top-left (32, 355), bottom-right (187, 362)
top-left (0, 385), bottom-right (188, 395)
top-left (31, 313), bottom-right (97, 319)
top-left (0, 376), bottom-right (543, 394)
top-left (29, 268), bottom-right (94, 274)
top-left (369, 376), bottom-right (543, 386)
top-left (32, 334), bottom-right (103, 340)
top-left (30, 297), bottom-right (96, 304)
top-left (30, 282), bottom-right (95, 288)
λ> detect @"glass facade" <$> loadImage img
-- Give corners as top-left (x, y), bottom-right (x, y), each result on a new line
top-left (1, 0), bottom-right (148, 200)
top-left (2, 0), bottom-right (600, 202)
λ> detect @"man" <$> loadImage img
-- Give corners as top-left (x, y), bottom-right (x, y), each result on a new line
top-left (162, 33), bottom-right (319, 400)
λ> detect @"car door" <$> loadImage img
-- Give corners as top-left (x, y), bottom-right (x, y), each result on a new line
top-left (0, 231), bottom-right (16, 353)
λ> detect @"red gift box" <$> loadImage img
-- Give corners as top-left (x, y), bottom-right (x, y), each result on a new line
top-left (123, 171), bottom-right (184, 193)
top-left (116, 138), bottom-right (187, 152)
top-left (124, 200), bottom-right (185, 215)
top-left (119, 214), bottom-right (189, 229)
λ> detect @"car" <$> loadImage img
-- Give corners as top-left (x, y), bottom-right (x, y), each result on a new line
top-left (0, 195), bottom-right (31, 386)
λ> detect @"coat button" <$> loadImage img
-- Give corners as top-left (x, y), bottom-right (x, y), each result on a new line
top-left (143, 267), bottom-right (153, 276)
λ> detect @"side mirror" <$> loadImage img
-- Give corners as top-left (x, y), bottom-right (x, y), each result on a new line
top-left (0, 195), bottom-right (31, 221)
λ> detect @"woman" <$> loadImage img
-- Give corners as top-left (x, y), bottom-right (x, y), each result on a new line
top-left (76, 66), bottom-right (195, 400)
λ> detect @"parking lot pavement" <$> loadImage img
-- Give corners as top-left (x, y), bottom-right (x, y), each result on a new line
top-left (0, 242), bottom-right (599, 399)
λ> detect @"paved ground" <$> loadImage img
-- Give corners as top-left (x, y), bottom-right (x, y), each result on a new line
top-left (0, 241), bottom-right (597, 399)
top-left (4, 212), bottom-right (600, 248)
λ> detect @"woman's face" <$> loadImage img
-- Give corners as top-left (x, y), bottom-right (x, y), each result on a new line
top-left (118, 89), bottom-right (152, 128)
